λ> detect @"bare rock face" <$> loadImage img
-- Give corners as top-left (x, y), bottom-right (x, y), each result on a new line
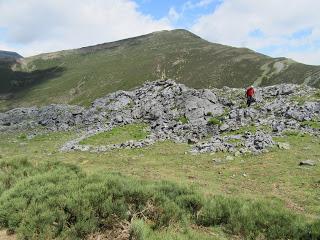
top-left (1, 79), bottom-right (319, 154)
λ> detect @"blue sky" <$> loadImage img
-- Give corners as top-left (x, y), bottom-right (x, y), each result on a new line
top-left (0, 0), bottom-right (319, 65)
top-left (135, 0), bottom-right (222, 28)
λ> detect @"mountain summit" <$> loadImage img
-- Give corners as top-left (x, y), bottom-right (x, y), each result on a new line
top-left (1, 29), bottom-right (320, 111)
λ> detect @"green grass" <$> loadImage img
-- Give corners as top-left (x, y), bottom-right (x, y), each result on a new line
top-left (314, 90), bottom-right (320, 99)
top-left (222, 125), bottom-right (257, 135)
top-left (290, 95), bottom-right (307, 106)
top-left (177, 116), bottom-right (189, 124)
top-left (301, 120), bottom-right (320, 129)
top-left (207, 117), bottom-right (222, 126)
top-left (0, 157), bottom-right (319, 239)
top-left (80, 123), bottom-right (150, 145)
top-left (0, 130), bottom-right (320, 239)
top-left (1, 29), bottom-right (319, 111)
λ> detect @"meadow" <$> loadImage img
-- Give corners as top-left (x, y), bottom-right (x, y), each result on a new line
top-left (0, 125), bottom-right (319, 239)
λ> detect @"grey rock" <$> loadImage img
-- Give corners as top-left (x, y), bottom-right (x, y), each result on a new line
top-left (1, 79), bottom-right (319, 155)
top-left (220, 123), bottom-right (229, 131)
top-left (226, 156), bottom-right (234, 161)
top-left (299, 160), bottom-right (316, 166)
top-left (278, 142), bottom-right (290, 150)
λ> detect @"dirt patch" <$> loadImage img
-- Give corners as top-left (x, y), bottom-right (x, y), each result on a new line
top-left (0, 230), bottom-right (16, 240)
top-left (87, 220), bottom-right (131, 240)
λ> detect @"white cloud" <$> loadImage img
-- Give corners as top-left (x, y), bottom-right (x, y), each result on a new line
top-left (196, 0), bottom-right (216, 7)
top-left (183, 0), bottom-right (215, 10)
top-left (191, 0), bottom-right (320, 65)
top-left (0, 0), bottom-right (172, 56)
top-left (168, 7), bottom-right (181, 21)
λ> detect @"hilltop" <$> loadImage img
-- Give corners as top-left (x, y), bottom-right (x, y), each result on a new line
top-left (1, 29), bottom-right (320, 111)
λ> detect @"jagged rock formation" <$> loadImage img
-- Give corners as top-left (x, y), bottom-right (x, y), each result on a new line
top-left (1, 79), bottom-right (319, 154)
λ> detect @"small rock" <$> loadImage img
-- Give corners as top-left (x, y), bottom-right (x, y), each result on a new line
top-left (219, 123), bottom-right (229, 131)
top-left (234, 151), bottom-right (241, 157)
top-left (212, 159), bottom-right (224, 165)
top-left (299, 160), bottom-right (316, 166)
top-left (187, 138), bottom-right (198, 144)
top-left (278, 142), bottom-right (290, 150)
top-left (115, 115), bottom-right (123, 123)
top-left (242, 173), bottom-right (247, 177)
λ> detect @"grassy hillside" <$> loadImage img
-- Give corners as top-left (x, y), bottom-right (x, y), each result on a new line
top-left (1, 29), bottom-right (320, 111)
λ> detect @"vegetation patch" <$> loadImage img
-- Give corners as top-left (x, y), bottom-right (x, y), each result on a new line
top-left (0, 158), bottom-right (319, 240)
top-left (177, 115), bottom-right (189, 124)
top-left (222, 125), bottom-right (258, 136)
top-left (80, 123), bottom-right (149, 146)
top-left (226, 138), bottom-right (242, 145)
top-left (313, 90), bottom-right (320, 99)
top-left (282, 130), bottom-right (307, 137)
top-left (207, 117), bottom-right (222, 126)
top-left (301, 120), bottom-right (320, 129)
top-left (290, 96), bottom-right (306, 106)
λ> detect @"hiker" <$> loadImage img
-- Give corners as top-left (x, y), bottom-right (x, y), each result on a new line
top-left (246, 85), bottom-right (255, 107)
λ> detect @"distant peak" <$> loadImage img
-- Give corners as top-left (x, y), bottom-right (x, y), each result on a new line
top-left (0, 50), bottom-right (23, 60)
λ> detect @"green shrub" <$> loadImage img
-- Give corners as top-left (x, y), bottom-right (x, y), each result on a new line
top-left (178, 116), bottom-right (189, 124)
top-left (0, 159), bottom-right (319, 239)
top-left (0, 157), bottom-right (81, 195)
top-left (196, 196), bottom-right (308, 239)
top-left (207, 117), bottom-right (221, 126)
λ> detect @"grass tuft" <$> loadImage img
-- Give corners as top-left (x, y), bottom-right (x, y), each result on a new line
top-left (177, 115), bottom-right (189, 124)
top-left (207, 118), bottom-right (221, 126)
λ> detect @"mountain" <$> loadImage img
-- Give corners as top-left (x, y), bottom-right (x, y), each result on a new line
top-left (0, 50), bottom-right (22, 60)
top-left (1, 29), bottom-right (320, 111)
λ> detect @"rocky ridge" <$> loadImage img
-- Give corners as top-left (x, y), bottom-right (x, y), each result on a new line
top-left (1, 80), bottom-right (319, 154)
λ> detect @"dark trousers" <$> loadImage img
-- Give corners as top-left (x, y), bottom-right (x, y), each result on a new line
top-left (247, 96), bottom-right (255, 107)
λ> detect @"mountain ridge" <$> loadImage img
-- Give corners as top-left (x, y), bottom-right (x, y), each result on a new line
top-left (1, 29), bottom-right (320, 112)
top-left (0, 50), bottom-right (22, 60)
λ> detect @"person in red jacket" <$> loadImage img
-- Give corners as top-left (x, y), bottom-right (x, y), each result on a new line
top-left (246, 85), bottom-right (255, 107)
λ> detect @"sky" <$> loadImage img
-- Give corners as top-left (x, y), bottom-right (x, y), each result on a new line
top-left (0, 0), bottom-right (319, 65)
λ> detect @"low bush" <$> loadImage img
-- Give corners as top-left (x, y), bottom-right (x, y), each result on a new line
top-left (196, 196), bottom-right (314, 239)
top-left (177, 116), bottom-right (189, 124)
top-left (207, 117), bottom-right (221, 126)
top-left (0, 158), bottom-right (319, 239)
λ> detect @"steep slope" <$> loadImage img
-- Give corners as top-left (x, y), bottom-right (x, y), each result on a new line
top-left (1, 29), bottom-right (320, 111)
top-left (0, 51), bottom-right (23, 97)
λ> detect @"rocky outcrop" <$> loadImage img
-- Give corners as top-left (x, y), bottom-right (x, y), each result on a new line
top-left (1, 79), bottom-right (319, 154)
